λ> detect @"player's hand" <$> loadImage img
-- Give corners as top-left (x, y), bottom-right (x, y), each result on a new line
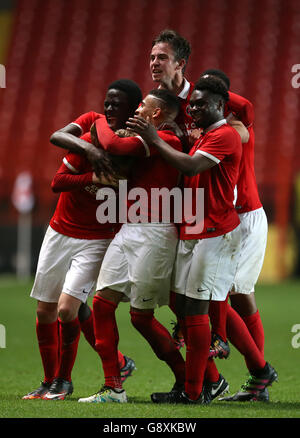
top-left (126, 116), bottom-right (159, 144)
top-left (92, 172), bottom-right (118, 187)
top-left (85, 146), bottom-right (114, 180)
top-left (158, 121), bottom-right (184, 139)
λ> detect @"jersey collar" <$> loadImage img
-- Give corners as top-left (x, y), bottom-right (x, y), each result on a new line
top-left (177, 77), bottom-right (191, 99)
top-left (203, 118), bottom-right (227, 134)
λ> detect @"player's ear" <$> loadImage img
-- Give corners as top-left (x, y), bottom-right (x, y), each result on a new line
top-left (152, 107), bottom-right (162, 120)
top-left (176, 58), bottom-right (186, 72)
top-left (217, 98), bottom-right (224, 112)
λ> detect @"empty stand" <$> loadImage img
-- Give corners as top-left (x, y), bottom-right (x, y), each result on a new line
top-left (0, 0), bottom-right (299, 232)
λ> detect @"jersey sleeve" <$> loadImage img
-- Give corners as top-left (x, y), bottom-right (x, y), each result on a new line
top-left (62, 151), bottom-right (90, 174)
top-left (95, 117), bottom-right (148, 156)
top-left (71, 111), bottom-right (101, 134)
top-left (196, 128), bottom-right (237, 163)
top-left (51, 153), bottom-right (93, 193)
top-left (227, 92), bottom-right (254, 128)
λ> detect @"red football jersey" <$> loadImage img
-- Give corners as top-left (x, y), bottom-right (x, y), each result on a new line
top-left (71, 111), bottom-right (101, 134)
top-left (50, 134), bottom-right (116, 239)
top-left (226, 92), bottom-right (262, 213)
top-left (180, 121), bottom-right (242, 240)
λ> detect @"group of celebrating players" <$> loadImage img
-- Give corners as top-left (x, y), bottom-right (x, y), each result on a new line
top-left (22, 29), bottom-right (278, 405)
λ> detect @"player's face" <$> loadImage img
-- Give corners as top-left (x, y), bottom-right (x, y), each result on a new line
top-left (134, 95), bottom-right (158, 122)
top-left (150, 42), bottom-right (181, 84)
top-left (104, 89), bottom-right (132, 131)
top-left (188, 89), bottom-right (221, 129)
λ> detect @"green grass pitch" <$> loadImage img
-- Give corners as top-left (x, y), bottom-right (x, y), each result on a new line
top-left (1, 275), bottom-right (300, 421)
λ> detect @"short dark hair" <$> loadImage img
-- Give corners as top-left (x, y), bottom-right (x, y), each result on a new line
top-left (194, 75), bottom-right (229, 103)
top-left (149, 88), bottom-right (181, 118)
top-left (152, 29), bottom-right (191, 73)
top-left (108, 78), bottom-right (142, 113)
top-left (201, 69), bottom-right (230, 90)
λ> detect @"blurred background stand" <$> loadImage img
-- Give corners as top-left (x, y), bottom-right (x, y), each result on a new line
top-left (11, 171), bottom-right (34, 280)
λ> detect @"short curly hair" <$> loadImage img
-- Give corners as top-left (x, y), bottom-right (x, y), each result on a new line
top-left (108, 79), bottom-right (142, 115)
top-left (201, 69), bottom-right (230, 90)
top-left (194, 75), bottom-right (229, 102)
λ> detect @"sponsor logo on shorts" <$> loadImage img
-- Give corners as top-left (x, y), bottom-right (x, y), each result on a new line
top-left (197, 288), bottom-right (208, 293)
top-left (82, 289), bottom-right (89, 294)
top-left (142, 298), bottom-right (153, 302)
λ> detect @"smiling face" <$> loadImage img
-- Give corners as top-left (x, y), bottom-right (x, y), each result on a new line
top-left (188, 89), bottom-right (223, 129)
top-left (150, 42), bottom-right (183, 85)
top-left (103, 89), bottom-right (132, 131)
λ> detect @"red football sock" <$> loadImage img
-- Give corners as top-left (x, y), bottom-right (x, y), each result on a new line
top-left (36, 318), bottom-right (59, 384)
top-left (209, 295), bottom-right (229, 342)
top-left (242, 310), bottom-right (265, 356)
top-left (79, 305), bottom-right (126, 369)
top-left (130, 311), bottom-right (185, 385)
top-left (204, 358), bottom-right (220, 383)
top-left (56, 317), bottom-right (81, 381)
top-left (185, 314), bottom-right (211, 400)
top-left (79, 306), bottom-right (96, 350)
top-left (226, 304), bottom-right (266, 371)
top-left (93, 295), bottom-right (122, 389)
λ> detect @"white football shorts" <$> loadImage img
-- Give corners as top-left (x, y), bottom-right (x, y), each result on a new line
top-left (96, 223), bottom-right (178, 309)
top-left (30, 226), bottom-right (111, 303)
top-left (172, 225), bottom-right (242, 301)
top-left (231, 207), bottom-right (268, 294)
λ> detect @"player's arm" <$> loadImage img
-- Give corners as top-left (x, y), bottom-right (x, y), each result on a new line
top-left (51, 129), bottom-right (114, 180)
top-left (227, 113), bottom-right (250, 143)
top-left (51, 159), bottom-right (93, 193)
top-left (50, 123), bottom-right (97, 155)
top-left (51, 158), bottom-right (117, 193)
top-left (126, 116), bottom-right (216, 176)
top-left (227, 91), bottom-right (254, 128)
top-left (50, 111), bottom-right (101, 153)
top-left (94, 117), bottom-right (148, 156)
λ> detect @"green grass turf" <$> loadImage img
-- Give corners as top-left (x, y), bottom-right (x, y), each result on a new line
top-left (1, 275), bottom-right (300, 420)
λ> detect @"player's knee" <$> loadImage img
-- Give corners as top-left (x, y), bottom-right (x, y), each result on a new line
top-left (36, 302), bottom-right (57, 324)
top-left (58, 304), bottom-right (77, 322)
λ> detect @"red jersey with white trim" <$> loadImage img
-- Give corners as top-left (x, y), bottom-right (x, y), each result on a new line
top-left (180, 121), bottom-right (242, 240)
top-left (95, 116), bottom-right (182, 223)
top-left (226, 92), bottom-right (262, 213)
top-left (71, 111), bottom-right (101, 134)
top-left (50, 133), bottom-right (116, 240)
